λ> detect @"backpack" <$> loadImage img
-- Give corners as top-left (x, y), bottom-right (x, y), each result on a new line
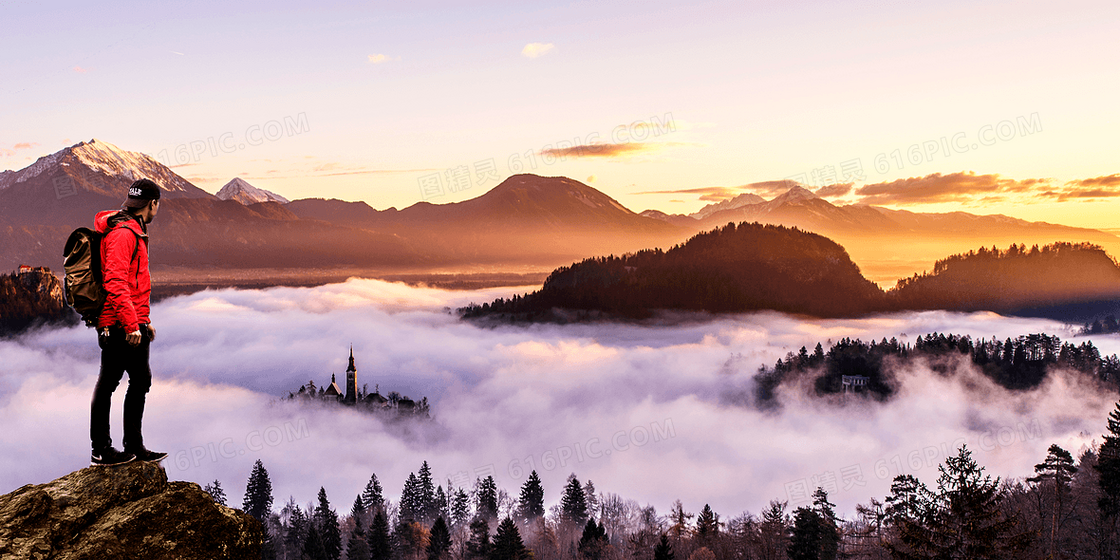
top-left (62, 224), bottom-right (139, 327)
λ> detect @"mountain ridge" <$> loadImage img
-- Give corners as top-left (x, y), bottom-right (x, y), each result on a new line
top-left (216, 177), bottom-right (290, 205)
top-left (2, 140), bottom-right (1117, 292)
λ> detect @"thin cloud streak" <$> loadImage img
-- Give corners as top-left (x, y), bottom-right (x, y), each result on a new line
top-left (634, 180), bottom-right (802, 202)
top-left (855, 172), bottom-right (1047, 206)
top-left (521, 43), bottom-right (555, 58)
top-left (540, 143), bottom-right (653, 160)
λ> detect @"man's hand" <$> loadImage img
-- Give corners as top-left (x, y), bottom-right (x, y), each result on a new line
top-left (126, 330), bottom-right (142, 346)
top-left (146, 324), bottom-right (156, 342)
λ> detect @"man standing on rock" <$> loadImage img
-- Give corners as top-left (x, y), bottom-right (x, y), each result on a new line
top-left (90, 178), bottom-right (168, 466)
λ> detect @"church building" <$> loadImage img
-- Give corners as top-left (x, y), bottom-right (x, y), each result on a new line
top-left (345, 345), bottom-right (357, 403)
top-left (287, 347), bottom-right (429, 417)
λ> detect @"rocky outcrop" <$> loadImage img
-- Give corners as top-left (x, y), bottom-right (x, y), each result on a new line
top-left (0, 461), bottom-right (262, 560)
top-left (0, 267), bottom-right (77, 336)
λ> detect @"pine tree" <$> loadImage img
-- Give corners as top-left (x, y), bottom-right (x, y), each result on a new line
top-left (315, 487), bottom-right (343, 560)
top-left (491, 517), bottom-right (530, 560)
top-left (349, 515), bottom-right (372, 560)
top-left (934, 446), bottom-right (1030, 557)
top-left (435, 485), bottom-right (450, 524)
top-left (561, 476), bottom-right (589, 527)
top-left (304, 523), bottom-right (328, 560)
top-left (452, 488), bottom-right (472, 528)
top-left (203, 479), bottom-right (227, 506)
top-left (653, 533), bottom-right (674, 560)
top-left (243, 460), bottom-right (274, 524)
top-left (368, 508), bottom-right (393, 560)
top-left (1028, 443), bottom-right (1078, 557)
top-left (419, 461), bottom-right (437, 523)
top-left (884, 474), bottom-right (935, 559)
top-left (787, 507), bottom-right (821, 560)
top-left (285, 500), bottom-right (309, 557)
top-left (811, 488), bottom-right (839, 560)
top-left (578, 518), bottom-right (608, 560)
top-left (347, 494), bottom-right (371, 560)
top-left (887, 446), bottom-right (1031, 558)
top-left (1097, 401), bottom-right (1120, 552)
top-left (517, 471), bottom-right (545, 523)
top-left (583, 480), bottom-right (599, 522)
top-left (427, 516), bottom-right (452, 560)
top-left (401, 472), bottom-right (423, 522)
top-left (363, 473), bottom-right (386, 513)
top-left (695, 504), bottom-right (719, 546)
top-left (352, 494), bottom-right (368, 530)
top-left (466, 517), bottom-right (492, 560)
top-left (476, 476), bottom-right (499, 522)
top-left (758, 500), bottom-right (789, 560)
top-left (885, 474), bottom-right (934, 526)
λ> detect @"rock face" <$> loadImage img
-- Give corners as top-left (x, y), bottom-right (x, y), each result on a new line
top-left (0, 461), bottom-right (262, 560)
top-left (0, 267), bottom-right (77, 336)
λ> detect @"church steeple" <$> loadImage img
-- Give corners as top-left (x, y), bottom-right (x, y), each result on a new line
top-left (345, 345), bottom-right (357, 404)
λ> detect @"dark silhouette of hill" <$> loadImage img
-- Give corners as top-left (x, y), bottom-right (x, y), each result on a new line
top-left (460, 221), bottom-right (886, 320)
top-left (889, 242), bottom-right (1120, 314)
top-left (462, 230), bottom-right (1120, 322)
top-left (1082, 315), bottom-right (1120, 335)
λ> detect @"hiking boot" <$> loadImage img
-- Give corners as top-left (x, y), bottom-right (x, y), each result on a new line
top-left (91, 447), bottom-right (136, 466)
top-left (126, 447), bottom-right (168, 463)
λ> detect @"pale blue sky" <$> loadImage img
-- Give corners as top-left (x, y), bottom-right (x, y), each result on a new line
top-left (2, 0), bottom-right (1118, 226)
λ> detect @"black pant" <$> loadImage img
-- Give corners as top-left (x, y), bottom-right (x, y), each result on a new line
top-left (90, 325), bottom-right (152, 452)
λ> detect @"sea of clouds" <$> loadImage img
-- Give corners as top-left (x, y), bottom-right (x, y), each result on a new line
top-left (2, 278), bottom-right (1119, 519)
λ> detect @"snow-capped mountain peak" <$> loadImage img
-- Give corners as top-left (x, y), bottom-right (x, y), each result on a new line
top-left (216, 177), bottom-right (290, 204)
top-left (769, 185), bottom-right (819, 205)
top-left (690, 191), bottom-right (767, 219)
top-left (0, 148), bottom-right (64, 190)
top-left (0, 138), bottom-right (204, 196)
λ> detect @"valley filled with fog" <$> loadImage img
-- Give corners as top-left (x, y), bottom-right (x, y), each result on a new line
top-left (2, 278), bottom-right (1117, 518)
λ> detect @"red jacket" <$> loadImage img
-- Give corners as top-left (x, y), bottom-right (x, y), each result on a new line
top-left (95, 210), bottom-right (151, 332)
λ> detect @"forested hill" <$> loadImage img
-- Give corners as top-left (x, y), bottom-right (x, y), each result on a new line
top-left (754, 331), bottom-right (1120, 407)
top-left (460, 222), bottom-right (886, 320)
top-left (461, 230), bottom-right (1120, 322)
top-left (889, 242), bottom-right (1120, 312)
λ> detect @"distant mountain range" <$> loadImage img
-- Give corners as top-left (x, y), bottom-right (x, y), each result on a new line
top-left (2, 139), bottom-right (1118, 296)
top-left (0, 140), bottom-right (684, 273)
top-left (639, 184), bottom-right (1120, 285)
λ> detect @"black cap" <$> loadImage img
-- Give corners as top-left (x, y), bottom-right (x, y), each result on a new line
top-left (123, 178), bottom-right (161, 208)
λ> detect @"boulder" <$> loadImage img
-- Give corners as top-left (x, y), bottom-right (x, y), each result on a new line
top-left (0, 461), bottom-right (262, 559)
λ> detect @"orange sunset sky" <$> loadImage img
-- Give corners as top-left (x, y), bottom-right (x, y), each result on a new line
top-left (2, 0), bottom-right (1119, 230)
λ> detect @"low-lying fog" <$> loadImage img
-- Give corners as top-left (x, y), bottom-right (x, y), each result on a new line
top-left (2, 278), bottom-right (1118, 518)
